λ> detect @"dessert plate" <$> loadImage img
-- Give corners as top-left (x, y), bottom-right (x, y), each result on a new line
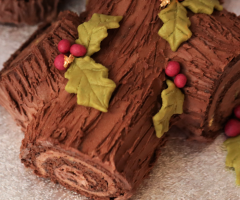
top-left (0, 0), bottom-right (239, 199)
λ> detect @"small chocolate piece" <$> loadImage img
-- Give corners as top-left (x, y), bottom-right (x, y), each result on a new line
top-left (0, 0), bottom-right (60, 25)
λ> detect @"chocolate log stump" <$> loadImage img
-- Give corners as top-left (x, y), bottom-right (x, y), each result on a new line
top-left (0, 0), bottom-right (240, 200)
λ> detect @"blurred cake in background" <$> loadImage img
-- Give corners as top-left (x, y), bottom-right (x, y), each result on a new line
top-left (0, 0), bottom-right (60, 25)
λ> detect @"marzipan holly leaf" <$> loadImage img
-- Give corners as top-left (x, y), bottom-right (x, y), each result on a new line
top-left (224, 136), bottom-right (240, 185)
top-left (158, 0), bottom-right (192, 52)
top-left (65, 56), bottom-right (116, 112)
top-left (153, 80), bottom-right (184, 138)
top-left (76, 13), bottom-right (123, 56)
top-left (182, 0), bottom-right (223, 15)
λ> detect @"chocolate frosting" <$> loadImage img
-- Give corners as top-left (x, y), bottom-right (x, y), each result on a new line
top-left (0, 9), bottom-right (167, 199)
top-left (0, 0), bottom-right (60, 25)
top-left (79, 1), bottom-right (240, 141)
top-left (1, 0), bottom-right (240, 199)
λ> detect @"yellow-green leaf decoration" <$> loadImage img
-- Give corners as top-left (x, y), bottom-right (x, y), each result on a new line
top-left (153, 79), bottom-right (184, 138)
top-left (158, 0), bottom-right (192, 52)
top-left (65, 56), bottom-right (116, 112)
top-left (181, 0), bottom-right (223, 15)
top-left (76, 13), bottom-right (123, 56)
top-left (224, 136), bottom-right (240, 185)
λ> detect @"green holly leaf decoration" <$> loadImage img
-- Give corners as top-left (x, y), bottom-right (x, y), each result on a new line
top-left (153, 80), bottom-right (184, 138)
top-left (65, 56), bottom-right (116, 112)
top-left (182, 0), bottom-right (223, 15)
top-left (64, 14), bottom-right (122, 112)
top-left (76, 13), bottom-right (123, 56)
top-left (158, 0), bottom-right (192, 52)
top-left (224, 136), bottom-right (240, 185)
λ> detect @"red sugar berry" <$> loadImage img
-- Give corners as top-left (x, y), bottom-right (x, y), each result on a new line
top-left (234, 105), bottom-right (240, 119)
top-left (174, 74), bottom-right (187, 88)
top-left (54, 54), bottom-right (65, 71)
top-left (224, 119), bottom-right (240, 137)
top-left (165, 61), bottom-right (181, 77)
top-left (70, 44), bottom-right (87, 57)
top-left (58, 39), bottom-right (71, 54)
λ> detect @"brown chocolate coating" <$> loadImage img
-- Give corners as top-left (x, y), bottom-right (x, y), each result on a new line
top-left (168, 11), bottom-right (240, 141)
top-left (1, 8), bottom-right (167, 199)
top-left (0, 0), bottom-right (60, 25)
top-left (81, 1), bottom-right (240, 141)
top-left (1, 0), bottom-right (240, 199)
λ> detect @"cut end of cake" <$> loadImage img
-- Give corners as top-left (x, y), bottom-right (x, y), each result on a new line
top-left (0, 0), bottom-right (60, 25)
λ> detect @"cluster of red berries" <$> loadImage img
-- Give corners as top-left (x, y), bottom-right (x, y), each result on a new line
top-left (224, 105), bottom-right (240, 137)
top-left (54, 39), bottom-right (87, 70)
top-left (165, 61), bottom-right (187, 88)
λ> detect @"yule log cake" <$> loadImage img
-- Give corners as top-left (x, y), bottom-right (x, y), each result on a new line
top-left (0, 0), bottom-right (60, 25)
top-left (0, 10), bottom-right (167, 200)
top-left (0, 0), bottom-right (240, 200)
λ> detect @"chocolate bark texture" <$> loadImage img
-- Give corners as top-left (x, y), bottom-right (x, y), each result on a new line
top-left (1, 8), bottom-right (167, 199)
top-left (0, 0), bottom-right (60, 25)
top-left (1, 1), bottom-right (240, 200)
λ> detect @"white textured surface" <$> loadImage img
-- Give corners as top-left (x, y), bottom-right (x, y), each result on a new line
top-left (0, 1), bottom-right (239, 200)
